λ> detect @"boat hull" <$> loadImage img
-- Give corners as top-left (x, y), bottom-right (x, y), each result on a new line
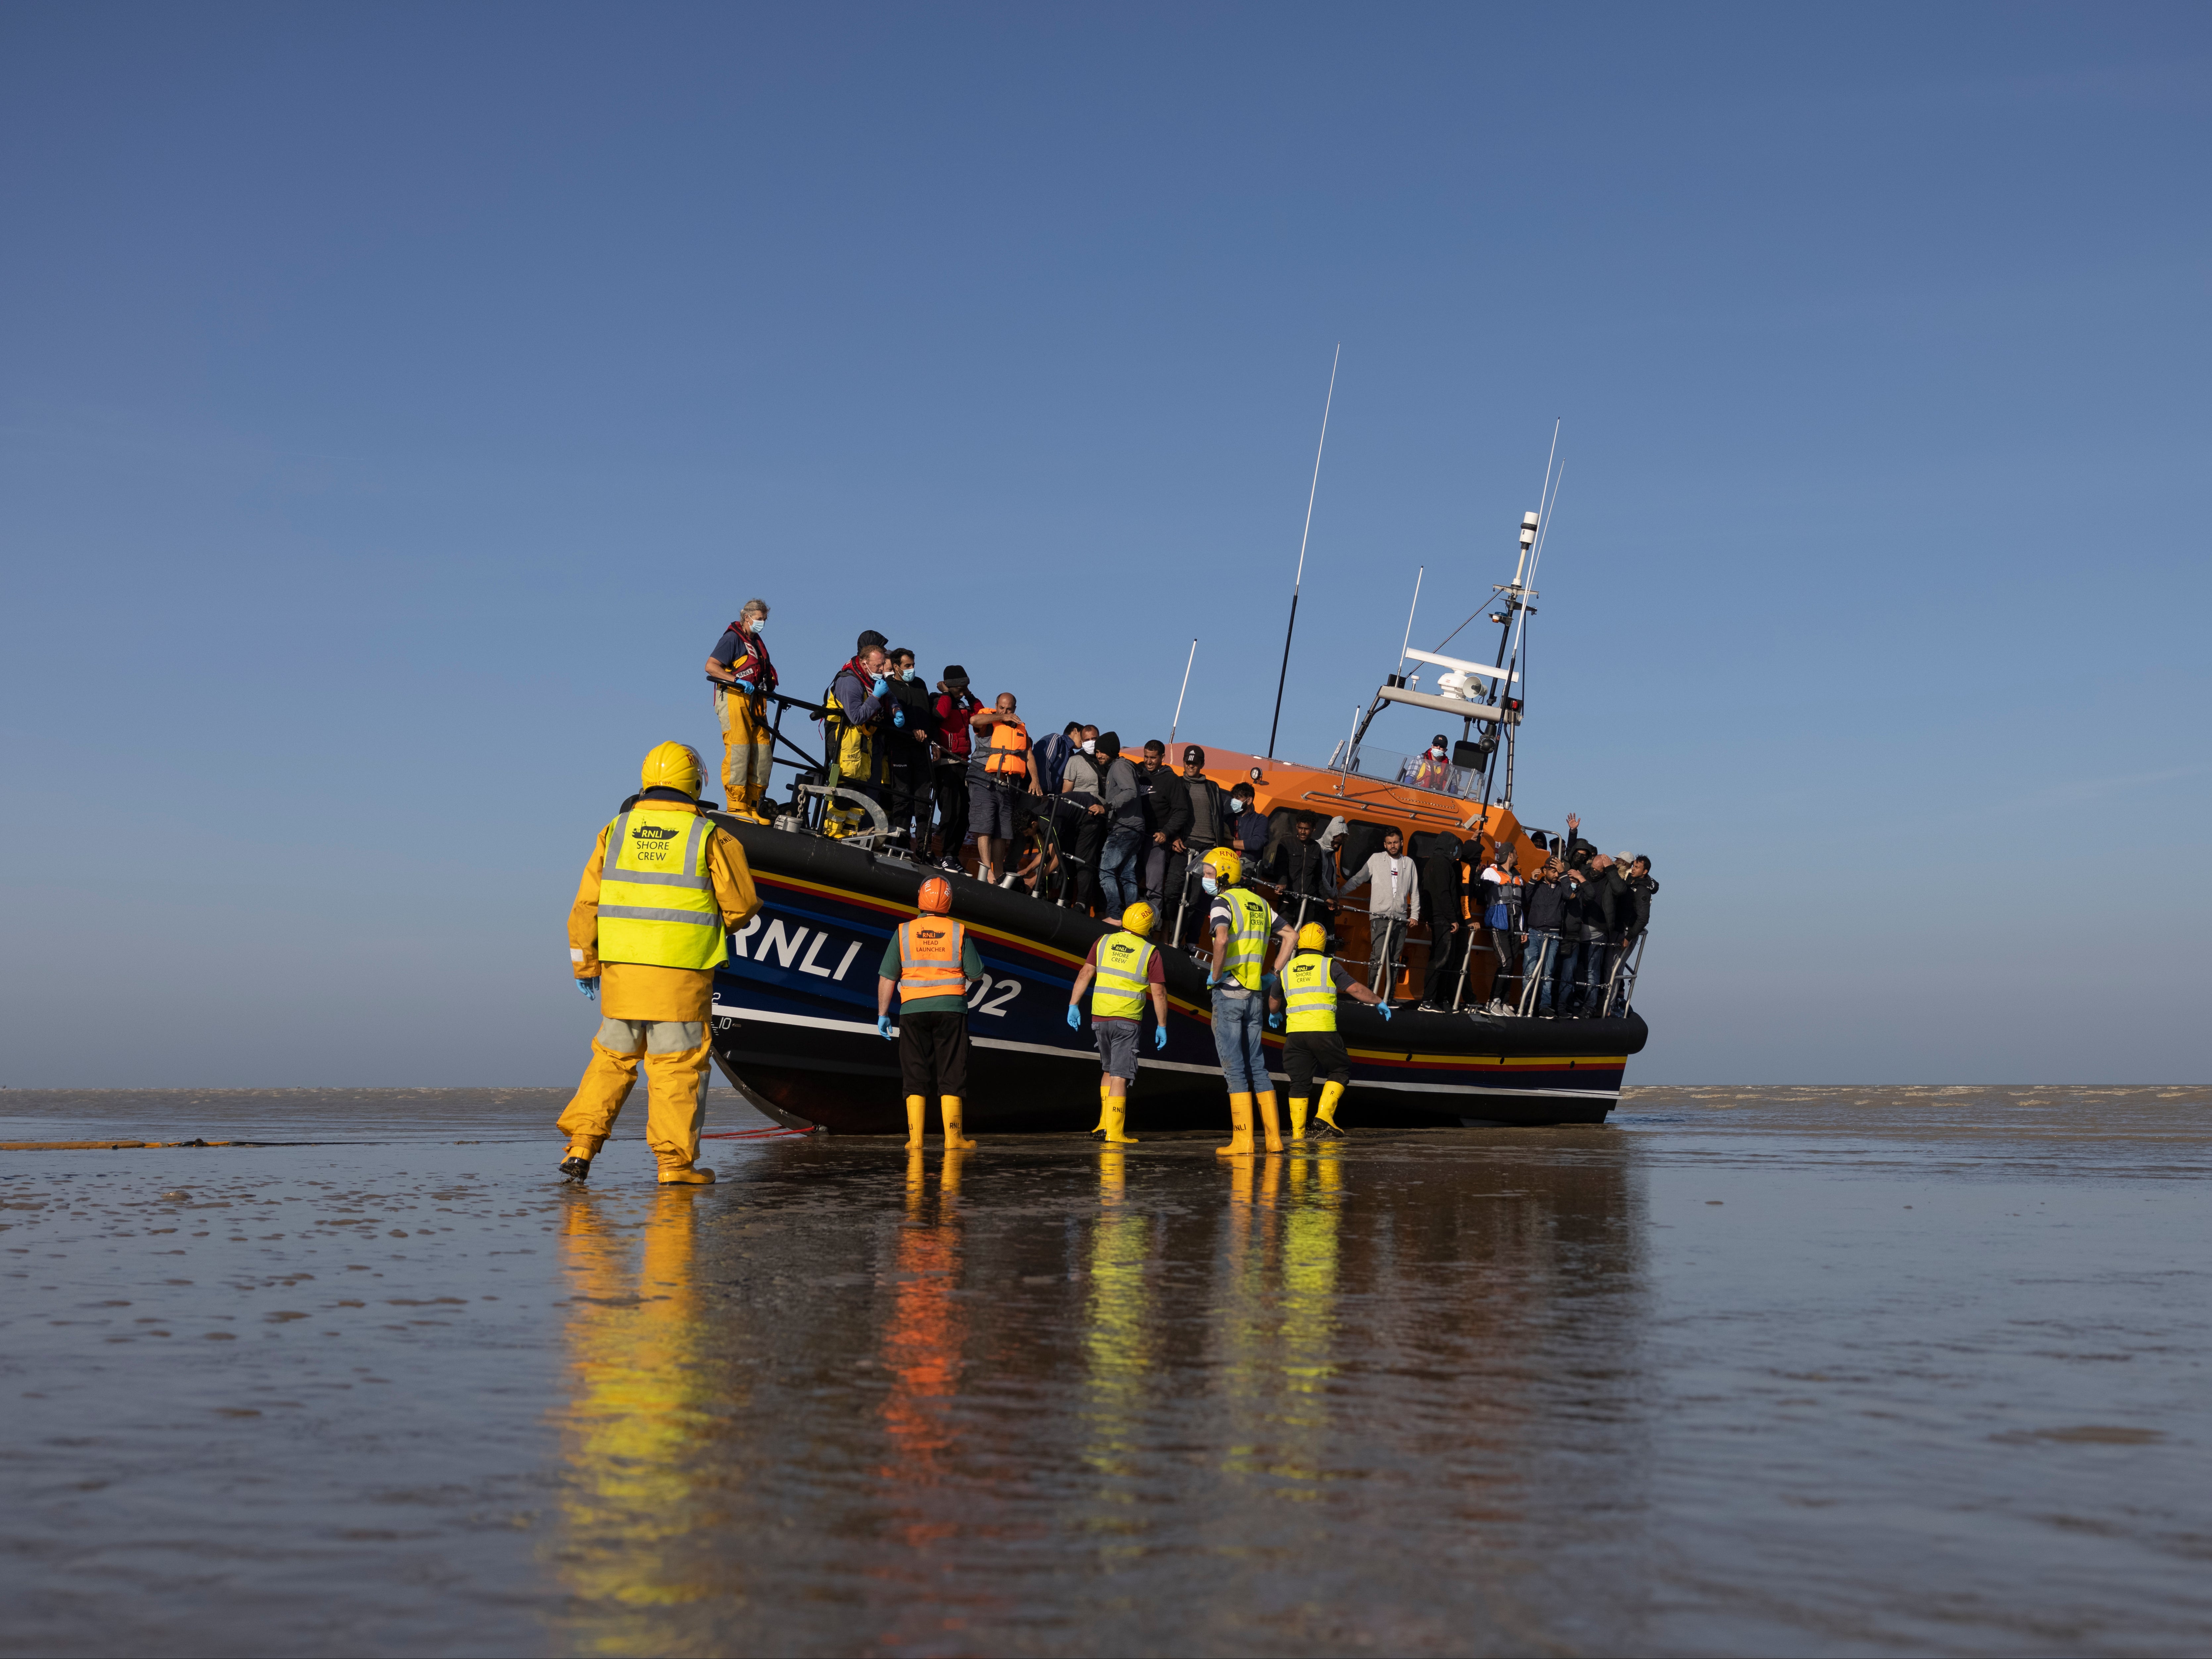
top-left (705, 816), bottom-right (1647, 1134)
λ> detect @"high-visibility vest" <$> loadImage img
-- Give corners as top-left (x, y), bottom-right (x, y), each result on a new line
top-left (1220, 886), bottom-right (1275, 992)
top-left (596, 808), bottom-right (727, 971)
top-left (1281, 950), bottom-right (1339, 1033)
top-left (982, 716), bottom-right (1030, 780)
top-left (897, 918), bottom-right (968, 1004)
top-left (1091, 930), bottom-right (1155, 1021)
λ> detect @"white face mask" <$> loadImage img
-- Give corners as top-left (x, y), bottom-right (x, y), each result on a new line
top-left (1080, 739), bottom-right (1096, 754)
top-left (1431, 746), bottom-right (1446, 759)
top-left (748, 616), bottom-right (766, 631)
top-left (1201, 876), bottom-right (1219, 895)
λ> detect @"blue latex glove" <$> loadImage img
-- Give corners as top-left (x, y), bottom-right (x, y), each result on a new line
top-left (870, 674), bottom-right (889, 695)
top-left (1266, 1011), bottom-right (1283, 1031)
top-left (577, 977), bottom-right (599, 1001)
top-left (1378, 1002), bottom-right (1393, 1022)
top-left (893, 704), bottom-right (907, 728)
top-left (732, 677), bottom-right (755, 693)
top-left (1065, 1003), bottom-right (1082, 1030)
top-left (1152, 1025), bottom-right (1168, 1052)
top-left (877, 1014), bottom-right (894, 1040)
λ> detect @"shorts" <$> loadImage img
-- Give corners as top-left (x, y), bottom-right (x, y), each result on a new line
top-left (898, 1011), bottom-right (970, 1098)
top-left (968, 780), bottom-right (1017, 840)
top-left (1282, 1029), bottom-right (1351, 1096)
top-left (1095, 1016), bottom-right (1140, 1081)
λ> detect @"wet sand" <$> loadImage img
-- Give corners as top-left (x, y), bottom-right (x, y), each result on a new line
top-left (2, 1085), bottom-right (2207, 1656)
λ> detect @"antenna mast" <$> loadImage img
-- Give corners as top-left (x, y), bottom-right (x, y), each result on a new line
top-left (1169, 638), bottom-right (1197, 744)
top-left (1265, 344), bottom-right (1340, 760)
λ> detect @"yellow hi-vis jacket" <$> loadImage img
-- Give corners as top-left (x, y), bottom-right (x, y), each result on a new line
top-left (1219, 886), bottom-right (1276, 992)
top-left (595, 805), bottom-right (730, 971)
top-left (1090, 930), bottom-right (1155, 1020)
top-left (1280, 950), bottom-right (1339, 1033)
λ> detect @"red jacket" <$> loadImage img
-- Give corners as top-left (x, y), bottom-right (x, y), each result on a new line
top-left (934, 690), bottom-right (980, 757)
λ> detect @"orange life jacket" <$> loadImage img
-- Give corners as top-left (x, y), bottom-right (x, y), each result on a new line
top-left (982, 715), bottom-right (1030, 780)
top-left (896, 918), bottom-right (968, 1003)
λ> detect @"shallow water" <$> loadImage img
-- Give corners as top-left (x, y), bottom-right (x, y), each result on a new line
top-left (1, 1085), bottom-right (2207, 1656)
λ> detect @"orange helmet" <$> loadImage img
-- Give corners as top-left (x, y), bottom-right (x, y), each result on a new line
top-left (916, 876), bottom-right (953, 916)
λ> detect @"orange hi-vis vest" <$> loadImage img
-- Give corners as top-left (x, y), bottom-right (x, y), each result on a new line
top-left (896, 918), bottom-right (968, 1003)
top-left (982, 716), bottom-right (1030, 780)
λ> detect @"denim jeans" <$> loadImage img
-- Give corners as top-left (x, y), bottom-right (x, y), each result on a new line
top-left (1555, 935), bottom-right (1598, 1014)
top-left (1523, 930), bottom-right (1561, 1013)
top-left (1099, 826), bottom-right (1144, 915)
top-left (1210, 986), bottom-right (1269, 1093)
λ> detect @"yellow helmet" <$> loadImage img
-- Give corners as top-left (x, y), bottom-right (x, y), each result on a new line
top-left (1202, 846), bottom-right (1242, 884)
top-left (1120, 901), bottom-right (1155, 938)
top-left (1297, 922), bottom-right (1327, 952)
top-left (639, 741), bottom-right (704, 798)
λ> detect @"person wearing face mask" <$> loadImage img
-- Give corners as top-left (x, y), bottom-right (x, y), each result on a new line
top-left (1226, 783), bottom-right (1270, 859)
top-left (878, 648), bottom-right (939, 854)
top-left (704, 598), bottom-right (777, 821)
top-left (1059, 725), bottom-right (1107, 914)
top-left (819, 630), bottom-right (891, 839)
top-left (1398, 734), bottom-right (1457, 793)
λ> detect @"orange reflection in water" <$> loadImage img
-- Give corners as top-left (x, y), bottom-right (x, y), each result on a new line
top-left (877, 1148), bottom-right (969, 1540)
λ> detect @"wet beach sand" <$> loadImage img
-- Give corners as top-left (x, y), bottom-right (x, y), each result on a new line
top-left (2, 1084), bottom-right (2206, 1657)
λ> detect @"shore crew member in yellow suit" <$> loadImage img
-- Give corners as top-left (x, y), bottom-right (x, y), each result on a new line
top-left (705, 598), bottom-right (777, 821)
top-left (559, 742), bottom-right (760, 1186)
top-left (1268, 922), bottom-right (1391, 1139)
top-left (1067, 901), bottom-right (1171, 1145)
top-left (874, 876), bottom-right (984, 1150)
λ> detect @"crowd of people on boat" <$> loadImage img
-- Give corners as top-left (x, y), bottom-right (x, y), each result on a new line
top-left (701, 607), bottom-right (1654, 1020)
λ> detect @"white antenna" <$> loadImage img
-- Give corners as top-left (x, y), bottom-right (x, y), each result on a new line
top-left (1396, 565), bottom-right (1425, 675)
top-left (1266, 344), bottom-right (1341, 759)
top-left (1169, 638), bottom-right (1197, 743)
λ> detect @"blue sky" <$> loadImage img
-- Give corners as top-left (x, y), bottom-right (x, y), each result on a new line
top-left (3, 4), bottom-right (2205, 1085)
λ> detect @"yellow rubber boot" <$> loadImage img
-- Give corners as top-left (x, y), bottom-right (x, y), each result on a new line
top-left (941, 1095), bottom-right (978, 1151)
top-left (1315, 1081), bottom-right (1348, 1138)
top-left (904, 1093), bottom-right (927, 1151)
top-left (1255, 1090), bottom-right (1284, 1154)
top-left (1288, 1097), bottom-right (1310, 1140)
top-left (1091, 1080), bottom-right (1109, 1136)
top-left (657, 1160), bottom-right (715, 1185)
top-left (1216, 1091), bottom-right (1255, 1158)
top-left (1102, 1094), bottom-right (1139, 1146)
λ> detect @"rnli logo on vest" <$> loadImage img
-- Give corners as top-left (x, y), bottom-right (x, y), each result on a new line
top-left (630, 825), bottom-right (680, 839)
top-left (628, 823), bottom-right (679, 865)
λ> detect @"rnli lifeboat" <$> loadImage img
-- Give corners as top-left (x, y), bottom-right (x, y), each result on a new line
top-left (704, 504), bottom-right (1648, 1133)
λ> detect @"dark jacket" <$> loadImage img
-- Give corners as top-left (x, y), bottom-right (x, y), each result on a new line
top-left (1523, 874), bottom-right (1569, 933)
top-left (1419, 839), bottom-right (1464, 927)
top-left (880, 675), bottom-right (937, 754)
top-left (1142, 766), bottom-right (1192, 840)
top-left (1570, 866), bottom-right (1626, 940)
top-left (1624, 873), bottom-right (1658, 937)
top-left (1266, 837), bottom-right (1334, 900)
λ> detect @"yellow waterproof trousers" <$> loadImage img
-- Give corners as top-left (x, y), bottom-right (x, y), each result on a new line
top-left (557, 1018), bottom-right (713, 1172)
top-left (716, 687), bottom-right (773, 817)
top-left (824, 724), bottom-right (877, 837)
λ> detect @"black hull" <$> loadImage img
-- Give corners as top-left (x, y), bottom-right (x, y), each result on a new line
top-left (704, 815), bottom-right (1647, 1135)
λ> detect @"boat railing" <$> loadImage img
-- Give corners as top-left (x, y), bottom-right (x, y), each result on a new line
top-left (1323, 739), bottom-right (1487, 801)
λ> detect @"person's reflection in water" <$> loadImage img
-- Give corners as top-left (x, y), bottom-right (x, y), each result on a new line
top-left (1082, 1148), bottom-right (1153, 1528)
top-left (1280, 1149), bottom-right (1344, 1430)
top-left (551, 1189), bottom-right (716, 1626)
top-left (879, 1148), bottom-right (968, 1551)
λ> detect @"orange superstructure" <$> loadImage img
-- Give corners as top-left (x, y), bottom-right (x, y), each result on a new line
top-left (1183, 742), bottom-right (1544, 1005)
